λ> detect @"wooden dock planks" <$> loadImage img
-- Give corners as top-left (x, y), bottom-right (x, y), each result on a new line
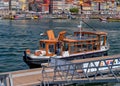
top-left (11, 68), bottom-right (42, 86)
top-left (11, 68), bottom-right (54, 86)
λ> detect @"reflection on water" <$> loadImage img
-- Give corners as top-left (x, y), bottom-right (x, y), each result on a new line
top-left (0, 19), bottom-right (120, 86)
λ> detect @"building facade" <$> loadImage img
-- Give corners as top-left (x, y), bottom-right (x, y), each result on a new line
top-left (49, 0), bottom-right (117, 14)
top-left (0, 0), bottom-right (118, 14)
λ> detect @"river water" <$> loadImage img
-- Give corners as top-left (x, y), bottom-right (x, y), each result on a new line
top-left (0, 19), bottom-right (120, 86)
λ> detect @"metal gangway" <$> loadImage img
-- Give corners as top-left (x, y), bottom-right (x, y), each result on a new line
top-left (42, 54), bottom-right (120, 85)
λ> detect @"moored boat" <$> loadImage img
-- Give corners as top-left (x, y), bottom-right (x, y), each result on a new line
top-left (99, 17), bottom-right (107, 22)
top-left (107, 17), bottom-right (120, 22)
top-left (106, 15), bottom-right (120, 22)
top-left (23, 22), bottom-right (109, 68)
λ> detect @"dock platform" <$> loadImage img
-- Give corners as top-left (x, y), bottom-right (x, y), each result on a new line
top-left (1, 54), bottom-right (120, 86)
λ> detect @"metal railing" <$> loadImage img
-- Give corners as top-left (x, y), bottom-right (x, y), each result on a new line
top-left (42, 55), bottom-right (120, 85)
top-left (0, 73), bottom-right (13, 86)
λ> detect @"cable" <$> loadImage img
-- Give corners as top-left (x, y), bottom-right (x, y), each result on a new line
top-left (82, 20), bottom-right (96, 31)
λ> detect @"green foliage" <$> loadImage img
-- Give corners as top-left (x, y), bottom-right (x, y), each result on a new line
top-left (117, 0), bottom-right (120, 2)
top-left (69, 7), bottom-right (79, 14)
top-left (116, 0), bottom-right (120, 5)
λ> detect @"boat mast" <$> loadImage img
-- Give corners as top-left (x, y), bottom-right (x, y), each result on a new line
top-left (77, 21), bottom-right (82, 39)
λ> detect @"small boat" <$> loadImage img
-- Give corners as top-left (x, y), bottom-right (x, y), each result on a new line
top-left (14, 14), bottom-right (26, 20)
top-left (99, 17), bottom-right (107, 22)
top-left (23, 22), bottom-right (109, 68)
top-left (107, 16), bottom-right (120, 22)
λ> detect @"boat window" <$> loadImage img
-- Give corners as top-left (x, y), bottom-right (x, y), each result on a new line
top-left (56, 42), bottom-right (63, 55)
top-left (100, 36), bottom-right (105, 46)
top-left (70, 45), bottom-right (75, 53)
top-left (63, 43), bottom-right (68, 51)
top-left (69, 42), bottom-right (80, 54)
top-left (56, 42), bottom-right (61, 49)
top-left (49, 44), bottom-right (55, 53)
top-left (88, 44), bottom-right (93, 51)
top-left (76, 44), bottom-right (82, 52)
top-left (40, 42), bottom-right (45, 49)
top-left (75, 33), bottom-right (80, 37)
top-left (92, 41), bottom-right (97, 50)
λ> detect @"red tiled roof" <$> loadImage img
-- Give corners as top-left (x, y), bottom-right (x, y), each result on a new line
top-left (3, 0), bottom-right (9, 2)
top-left (111, 0), bottom-right (115, 2)
top-left (82, 3), bottom-right (91, 7)
top-left (65, 0), bottom-right (73, 4)
top-left (93, 0), bottom-right (115, 2)
top-left (93, 0), bottom-right (104, 2)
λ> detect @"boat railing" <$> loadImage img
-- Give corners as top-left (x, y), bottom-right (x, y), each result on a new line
top-left (100, 41), bottom-right (110, 51)
top-left (0, 73), bottom-right (13, 86)
top-left (106, 42), bottom-right (110, 50)
top-left (42, 55), bottom-right (120, 84)
top-left (66, 35), bottom-right (97, 41)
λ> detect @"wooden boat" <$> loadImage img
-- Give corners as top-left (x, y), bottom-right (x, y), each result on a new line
top-left (23, 24), bottom-right (109, 68)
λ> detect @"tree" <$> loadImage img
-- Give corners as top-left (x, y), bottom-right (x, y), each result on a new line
top-left (69, 7), bottom-right (79, 14)
top-left (116, 0), bottom-right (120, 5)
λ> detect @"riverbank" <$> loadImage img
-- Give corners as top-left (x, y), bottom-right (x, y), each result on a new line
top-left (0, 10), bottom-right (117, 20)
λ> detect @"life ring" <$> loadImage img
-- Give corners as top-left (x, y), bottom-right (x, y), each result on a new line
top-left (34, 51), bottom-right (42, 56)
top-left (26, 49), bottom-right (31, 54)
top-left (106, 60), bottom-right (110, 65)
top-left (106, 60), bottom-right (113, 65)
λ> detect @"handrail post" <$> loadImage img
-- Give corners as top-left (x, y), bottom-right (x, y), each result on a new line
top-left (9, 73), bottom-right (14, 86)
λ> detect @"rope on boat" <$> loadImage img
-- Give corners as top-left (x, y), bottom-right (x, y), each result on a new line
top-left (81, 20), bottom-right (96, 31)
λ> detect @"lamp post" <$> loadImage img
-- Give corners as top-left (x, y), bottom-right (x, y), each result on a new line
top-left (9, 0), bottom-right (12, 18)
top-left (96, 0), bottom-right (104, 14)
top-left (49, 0), bottom-right (53, 14)
top-left (9, 0), bottom-right (11, 11)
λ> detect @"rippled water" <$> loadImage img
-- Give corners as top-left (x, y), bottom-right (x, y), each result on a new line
top-left (0, 19), bottom-right (120, 86)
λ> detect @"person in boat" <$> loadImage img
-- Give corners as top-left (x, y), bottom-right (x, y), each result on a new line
top-left (56, 42), bottom-right (62, 55)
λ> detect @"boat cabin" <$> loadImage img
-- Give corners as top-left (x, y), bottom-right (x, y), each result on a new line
top-left (39, 30), bottom-right (107, 56)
